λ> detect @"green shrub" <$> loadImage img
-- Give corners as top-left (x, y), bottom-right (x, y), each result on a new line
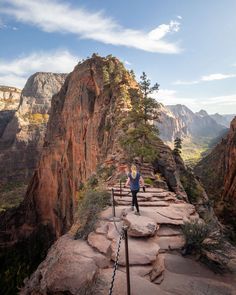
top-left (87, 174), bottom-right (99, 188)
top-left (96, 165), bottom-right (115, 181)
top-left (182, 219), bottom-right (228, 272)
top-left (119, 173), bottom-right (128, 183)
top-left (75, 189), bottom-right (110, 240)
top-left (182, 219), bottom-right (210, 253)
top-left (180, 171), bottom-right (204, 203)
top-left (144, 178), bottom-right (154, 185)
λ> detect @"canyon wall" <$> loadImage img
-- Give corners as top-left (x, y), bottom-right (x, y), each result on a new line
top-left (0, 73), bottom-right (67, 185)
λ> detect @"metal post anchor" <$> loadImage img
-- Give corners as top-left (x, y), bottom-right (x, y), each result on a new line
top-left (112, 188), bottom-right (116, 217)
top-left (123, 226), bottom-right (131, 295)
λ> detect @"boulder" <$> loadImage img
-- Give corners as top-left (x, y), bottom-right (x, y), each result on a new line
top-left (157, 225), bottom-right (183, 236)
top-left (21, 234), bottom-right (110, 294)
top-left (123, 213), bottom-right (158, 237)
top-left (154, 236), bottom-right (185, 250)
top-left (99, 269), bottom-right (172, 295)
top-left (111, 237), bottom-right (160, 266)
top-left (150, 254), bottom-right (165, 281)
top-left (87, 232), bottom-right (111, 255)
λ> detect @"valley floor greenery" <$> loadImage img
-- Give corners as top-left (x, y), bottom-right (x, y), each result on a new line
top-left (0, 181), bottom-right (27, 212)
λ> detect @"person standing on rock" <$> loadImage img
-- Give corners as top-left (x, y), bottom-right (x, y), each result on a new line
top-left (125, 164), bottom-right (145, 216)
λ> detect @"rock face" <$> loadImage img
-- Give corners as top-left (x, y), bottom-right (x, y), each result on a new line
top-left (21, 185), bottom-right (236, 295)
top-left (0, 73), bottom-right (67, 184)
top-left (0, 85), bottom-right (21, 111)
top-left (1, 56), bottom-right (229, 294)
top-left (157, 104), bottom-right (226, 143)
top-left (0, 56), bottom-right (138, 245)
top-left (0, 85), bottom-right (21, 138)
top-left (210, 113), bottom-right (235, 128)
top-left (195, 117), bottom-right (236, 230)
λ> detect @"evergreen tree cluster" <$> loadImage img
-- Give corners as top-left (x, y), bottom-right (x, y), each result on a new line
top-left (120, 72), bottom-right (160, 163)
top-left (173, 137), bottom-right (182, 155)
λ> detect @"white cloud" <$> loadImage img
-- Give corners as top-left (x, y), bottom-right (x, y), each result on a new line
top-left (0, 50), bottom-right (80, 88)
top-left (201, 94), bottom-right (236, 106)
top-left (1, 0), bottom-right (182, 53)
top-left (173, 72), bottom-right (236, 85)
top-left (153, 88), bottom-right (236, 114)
top-left (201, 73), bottom-right (236, 81)
top-left (154, 88), bottom-right (199, 110)
top-left (173, 79), bottom-right (199, 85)
top-left (124, 60), bottom-right (131, 66)
top-left (177, 15), bottom-right (183, 20)
top-left (0, 74), bottom-right (27, 88)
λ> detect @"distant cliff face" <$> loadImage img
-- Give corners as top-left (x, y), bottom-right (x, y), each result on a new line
top-left (0, 86), bottom-right (21, 137)
top-left (157, 104), bottom-right (227, 143)
top-left (0, 85), bottom-right (21, 111)
top-left (195, 117), bottom-right (236, 229)
top-left (210, 113), bottom-right (235, 128)
top-left (0, 73), bottom-right (67, 185)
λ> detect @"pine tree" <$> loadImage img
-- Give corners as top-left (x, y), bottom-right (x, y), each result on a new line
top-left (130, 69), bottom-right (136, 79)
top-left (120, 72), bottom-right (160, 163)
top-left (173, 137), bottom-right (182, 155)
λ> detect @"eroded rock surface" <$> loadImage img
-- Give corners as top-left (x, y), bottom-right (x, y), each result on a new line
top-left (0, 73), bottom-right (66, 185)
top-left (22, 184), bottom-right (236, 295)
top-left (195, 117), bottom-right (236, 230)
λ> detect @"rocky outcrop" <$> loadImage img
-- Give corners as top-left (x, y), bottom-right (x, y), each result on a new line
top-left (0, 86), bottom-right (21, 138)
top-left (0, 56), bottom-right (138, 246)
top-left (195, 117), bottom-right (236, 230)
top-left (0, 73), bottom-right (67, 185)
top-left (0, 85), bottom-right (21, 111)
top-left (21, 185), bottom-right (236, 295)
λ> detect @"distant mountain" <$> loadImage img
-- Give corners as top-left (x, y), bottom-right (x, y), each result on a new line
top-left (210, 113), bottom-right (235, 128)
top-left (157, 104), bottom-right (227, 142)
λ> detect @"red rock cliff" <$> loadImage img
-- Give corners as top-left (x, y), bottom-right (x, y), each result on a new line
top-left (195, 116), bottom-right (236, 229)
top-left (0, 55), bottom-right (138, 243)
top-left (222, 117), bottom-right (236, 220)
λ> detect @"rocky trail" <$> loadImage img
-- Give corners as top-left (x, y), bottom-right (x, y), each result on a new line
top-left (22, 181), bottom-right (236, 295)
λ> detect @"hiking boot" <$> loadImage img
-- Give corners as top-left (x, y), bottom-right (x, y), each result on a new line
top-left (131, 206), bottom-right (134, 211)
top-left (134, 211), bottom-right (140, 216)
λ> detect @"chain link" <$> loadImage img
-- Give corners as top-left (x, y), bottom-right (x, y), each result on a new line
top-left (108, 228), bottom-right (124, 295)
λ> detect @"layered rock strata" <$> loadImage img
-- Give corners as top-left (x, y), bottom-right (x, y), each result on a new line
top-left (0, 56), bottom-right (139, 246)
top-left (0, 85), bottom-right (21, 111)
top-left (157, 104), bottom-right (226, 143)
top-left (0, 85), bottom-right (21, 139)
top-left (0, 73), bottom-right (67, 184)
top-left (195, 117), bottom-right (236, 229)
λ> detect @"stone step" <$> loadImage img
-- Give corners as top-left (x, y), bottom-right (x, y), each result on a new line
top-left (123, 213), bottom-right (159, 237)
top-left (111, 236), bottom-right (160, 266)
top-left (115, 196), bottom-right (153, 202)
top-left (115, 201), bottom-right (170, 207)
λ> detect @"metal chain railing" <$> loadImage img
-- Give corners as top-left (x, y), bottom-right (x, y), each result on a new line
top-left (108, 227), bottom-right (124, 295)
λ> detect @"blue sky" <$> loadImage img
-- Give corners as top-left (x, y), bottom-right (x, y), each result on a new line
top-left (0, 0), bottom-right (236, 114)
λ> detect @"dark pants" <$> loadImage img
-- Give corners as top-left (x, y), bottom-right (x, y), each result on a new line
top-left (131, 189), bottom-right (139, 212)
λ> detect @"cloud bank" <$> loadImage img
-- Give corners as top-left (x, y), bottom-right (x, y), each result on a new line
top-left (155, 88), bottom-right (236, 114)
top-left (174, 73), bottom-right (236, 85)
top-left (1, 0), bottom-right (182, 53)
top-left (0, 50), bottom-right (80, 88)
